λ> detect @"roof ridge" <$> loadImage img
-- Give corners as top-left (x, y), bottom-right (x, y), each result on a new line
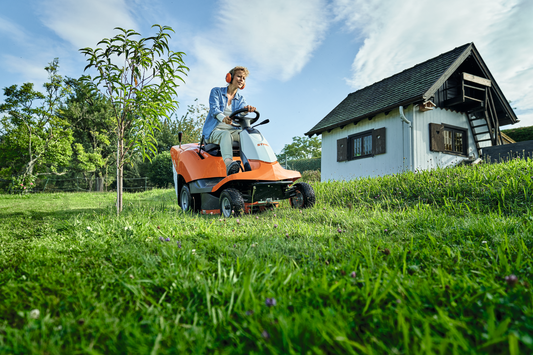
top-left (349, 43), bottom-right (472, 95)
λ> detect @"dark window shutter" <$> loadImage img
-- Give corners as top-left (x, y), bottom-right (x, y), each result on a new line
top-left (430, 123), bottom-right (445, 152)
top-left (337, 138), bottom-right (347, 162)
top-left (373, 127), bottom-right (386, 155)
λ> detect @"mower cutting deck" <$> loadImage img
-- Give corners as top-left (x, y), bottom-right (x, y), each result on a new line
top-left (170, 109), bottom-right (315, 217)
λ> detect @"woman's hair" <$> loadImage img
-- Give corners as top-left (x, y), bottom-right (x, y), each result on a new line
top-left (229, 66), bottom-right (249, 78)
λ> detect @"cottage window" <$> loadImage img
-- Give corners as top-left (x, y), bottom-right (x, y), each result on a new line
top-left (430, 123), bottom-right (467, 155)
top-left (348, 130), bottom-right (373, 159)
top-left (337, 128), bottom-right (386, 161)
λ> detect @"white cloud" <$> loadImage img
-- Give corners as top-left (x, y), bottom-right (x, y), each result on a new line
top-left (2, 55), bottom-right (50, 85)
top-left (0, 17), bottom-right (27, 42)
top-left (38, 0), bottom-right (138, 49)
top-left (333, 0), bottom-right (533, 126)
top-left (0, 16), bottom-right (69, 89)
top-left (216, 0), bottom-right (330, 81)
top-left (178, 36), bottom-right (234, 104)
top-left (178, 0), bottom-right (330, 106)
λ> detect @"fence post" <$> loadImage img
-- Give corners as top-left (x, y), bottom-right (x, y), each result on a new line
top-left (145, 177), bottom-right (147, 191)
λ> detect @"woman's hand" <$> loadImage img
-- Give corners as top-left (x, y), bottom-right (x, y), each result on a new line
top-left (223, 116), bottom-right (232, 124)
top-left (244, 105), bottom-right (256, 112)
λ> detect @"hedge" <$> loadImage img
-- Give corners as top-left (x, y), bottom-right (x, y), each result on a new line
top-left (502, 125), bottom-right (533, 142)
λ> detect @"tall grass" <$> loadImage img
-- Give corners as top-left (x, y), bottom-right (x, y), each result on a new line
top-left (0, 159), bottom-right (531, 354)
top-left (314, 158), bottom-right (533, 216)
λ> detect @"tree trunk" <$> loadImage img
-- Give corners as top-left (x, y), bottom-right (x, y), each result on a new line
top-left (116, 131), bottom-right (123, 214)
top-left (97, 172), bottom-right (104, 192)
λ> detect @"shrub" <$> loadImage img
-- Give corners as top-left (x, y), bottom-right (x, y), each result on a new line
top-left (146, 151), bottom-right (173, 188)
top-left (286, 158), bottom-right (321, 173)
top-left (300, 170), bottom-right (321, 182)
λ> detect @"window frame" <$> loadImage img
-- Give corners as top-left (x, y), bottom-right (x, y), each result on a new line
top-left (429, 123), bottom-right (468, 156)
top-left (442, 124), bottom-right (468, 156)
top-left (348, 129), bottom-right (374, 160)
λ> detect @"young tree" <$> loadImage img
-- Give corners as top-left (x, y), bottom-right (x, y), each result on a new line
top-left (0, 59), bottom-right (73, 187)
top-left (80, 25), bottom-right (188, 213)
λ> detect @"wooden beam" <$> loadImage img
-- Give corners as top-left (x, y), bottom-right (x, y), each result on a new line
top-left (463, 83), bottom-right (486, 91)
top-left (463, 72), bottom-right (491, 87)
top-left (464, 95), bottom-right (484, 103)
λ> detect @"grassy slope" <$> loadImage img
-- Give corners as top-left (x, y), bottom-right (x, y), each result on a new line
top-left (0, 159), bottom-right (532, 354)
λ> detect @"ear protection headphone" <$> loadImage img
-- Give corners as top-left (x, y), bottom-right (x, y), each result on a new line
top-left (225, 68), bottom-right (245, 89)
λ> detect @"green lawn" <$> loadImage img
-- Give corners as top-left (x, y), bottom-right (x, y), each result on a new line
top-left (0, 159), bottom-right (532, 354)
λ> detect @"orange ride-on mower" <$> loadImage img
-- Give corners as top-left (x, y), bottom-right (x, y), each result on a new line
top-left (170, 109), bottom-right (315, 217)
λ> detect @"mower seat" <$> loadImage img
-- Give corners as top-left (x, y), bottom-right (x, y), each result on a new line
top-left (203, 141), bottom-right (240, 157)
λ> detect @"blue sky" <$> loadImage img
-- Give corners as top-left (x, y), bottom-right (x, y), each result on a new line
top-left (1, 0), bottom-right (532, 154)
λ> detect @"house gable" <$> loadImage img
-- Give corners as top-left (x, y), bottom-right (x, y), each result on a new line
top-left (306, 43), bottom-right (518, 139)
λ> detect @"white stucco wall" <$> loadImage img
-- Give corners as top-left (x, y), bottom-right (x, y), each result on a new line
top-left (321, 109), bottom-right (407, 181)
top-left (320, 106), bottom-right (482, 182)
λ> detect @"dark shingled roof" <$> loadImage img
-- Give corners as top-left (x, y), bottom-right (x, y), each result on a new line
top-left (306, 43), bottom-right (473, 136)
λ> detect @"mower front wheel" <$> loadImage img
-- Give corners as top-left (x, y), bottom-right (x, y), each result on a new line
top-left (219, 188), bottom-right (244, 218)
top-left (179, 184), bottom-right (196, 212)
top-left (289, 182), bottom-right (316, 209)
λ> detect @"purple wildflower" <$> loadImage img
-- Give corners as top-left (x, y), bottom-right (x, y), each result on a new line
top-left (159, 236), bottom-right (164, 242)
top-left (262, 330), bottom-right (270, 339)
top-left (165, 237), bottom-right (170, 242)
top-left (273, 224), bottom-right (278, 228)
top-left (350, 271), bottom-right (356, 278)
top-left (265, 298), bottom-right (277, 307)
top-left (177, 241), bottom-right (182, 248)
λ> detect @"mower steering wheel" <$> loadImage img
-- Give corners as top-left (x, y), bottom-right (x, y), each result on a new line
top-left (229, 108), bottom-right (260, 129)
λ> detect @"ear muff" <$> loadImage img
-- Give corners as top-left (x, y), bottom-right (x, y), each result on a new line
top-left (225, 69), bottom-right (245, 89)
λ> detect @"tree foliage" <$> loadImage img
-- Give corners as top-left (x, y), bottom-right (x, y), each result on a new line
top-left (79, 25), bottom-right (188, 212)
top-left (145, 151), bottom-right (173, 188)
top-left (0, 59), bottom-right (73, 182)
top-left (60, 77), bottom-right (115, 180)
top-left (278, 135), bottom-right (321, 161)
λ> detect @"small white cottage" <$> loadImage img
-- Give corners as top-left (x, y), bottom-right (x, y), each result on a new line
top-left (306, 43), bottom-right (519, 181)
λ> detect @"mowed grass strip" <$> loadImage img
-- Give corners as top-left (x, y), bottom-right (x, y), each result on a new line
top-left (0, 159), bottom-right (532, 354)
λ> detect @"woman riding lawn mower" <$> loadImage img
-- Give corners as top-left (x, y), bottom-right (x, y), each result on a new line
top-left (170, 109), bottom-right (316, 217)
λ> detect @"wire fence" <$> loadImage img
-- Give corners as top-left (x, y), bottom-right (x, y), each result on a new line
top-left (2, 176), bottom-right (156, 194)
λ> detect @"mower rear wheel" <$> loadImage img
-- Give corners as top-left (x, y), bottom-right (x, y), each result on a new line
top-left (219, 188), bottom-right (244, 218)
top-left (179, 184), bottom-right (194, 212)
top-left (289, 182), bottom-right (316, 209)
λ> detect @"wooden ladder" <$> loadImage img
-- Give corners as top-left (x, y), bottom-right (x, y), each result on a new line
top-left (464, 74), bottom-right (502, 156)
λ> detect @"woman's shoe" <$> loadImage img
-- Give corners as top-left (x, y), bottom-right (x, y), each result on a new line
top-left (226, 161), bottom-right (241, 176)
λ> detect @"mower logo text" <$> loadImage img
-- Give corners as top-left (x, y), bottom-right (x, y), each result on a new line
top-left (257, 143), bottom-right (269, 147)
